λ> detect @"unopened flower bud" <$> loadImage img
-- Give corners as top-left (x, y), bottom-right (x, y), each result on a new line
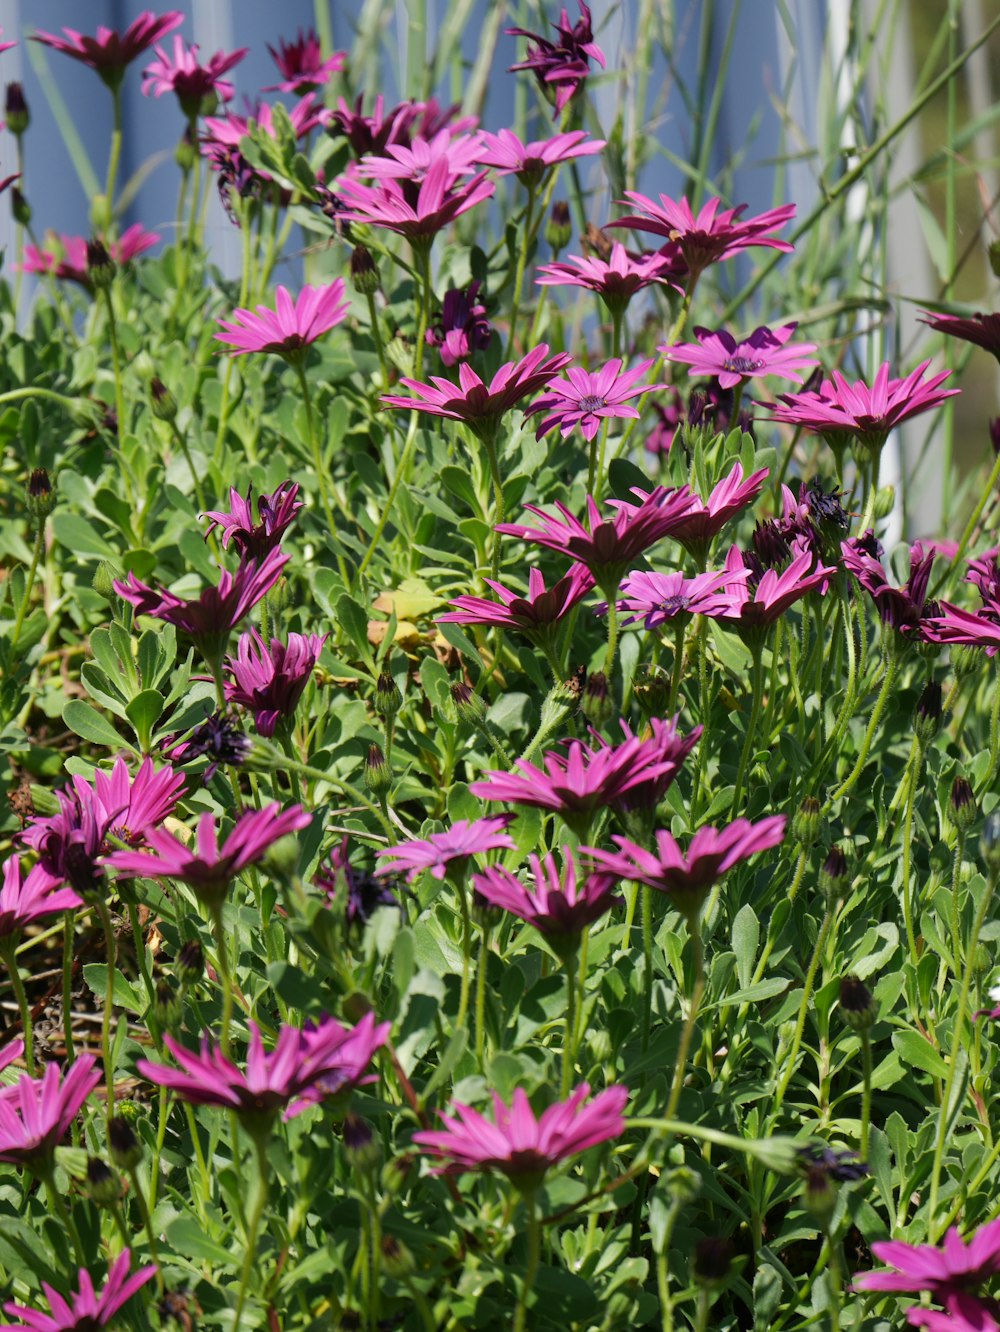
top-left (93, 559), bottom-right (120, 601)
top-left (791, 797), bottom-right (822, 848)
top-left (951, 777), bottom-right (977, 831)
top-left (451, 681), bottom-right (486, 725)
top-left (343, 1114), bottom-right (381, 1172)
top-left (175, 939), bottom-right (204, 985)
top-left (693, 1236), bottom-right (734, 1286)
top-left (581, 672), bottom-right (614, 729)
top-left (951, 644), bottom-right (981, 678)
top-left (820, 846), bottom-right (849, 902)
top-left (545, 200), bottom-right (572, 252)
top-left (26, 468), bottom-right (55, 521)
top-left (633, 666), bottom-right (671, 717)
top-left (980, 812), bottom-right (1000, 871)
top-left (801, 1161), bottom-right (837, 1221)
top-left (149, 377), bottom-right (177, 422)
top-left (914, 680), bottom-right (942, 745)
top-left (990, 418), bottom-right (1000, 456)
top-left (350, 244), bottom-right (380, 295)
top-left (263, 832), bottom-right (302, 883)
top-left (86, 238), bottom-right (116, 290)
top-left (85, 1157), bottom-right (120, 1207)
top-left (381, 1152), bottom-right (415, 1195)
top-left (175, 127), bottom-right (197, 172)
top-left (873, 485), bottom-right (895, 520)
top-left (11, 187), bottom-right (30, 228)
top-left (380, 1234), bottom-right (415, 1279)
top-left (373, 672), bottom-right (401, 718)
top-left (839, 974), bottom-right (876, 1031)
top-left (5, 83), bottom-right (29, 136)
top-left (108, 1116), bottom-right (143, 1170)
top-left (988, 238), bottom-right (1000, 280)
top-left (364, 742), bottom-right (392, 797)
top-left (153, 978), bottom-right (181, 1029)
top-left (471, 888), bottom-right (502, 930)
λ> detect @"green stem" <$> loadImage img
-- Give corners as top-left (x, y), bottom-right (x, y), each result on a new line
top-left (950, 828), bottom-right (967, 973)
top-left (8, 524), bottom-right (45, 658)
top-left (475, 926), bottom-right (490, 1068)
top-left (62, 909), bottom-right (76, 1063)
top-left (667, 620), bottom-right (686, 716)
top-left (170, 420), bottom-right (207, 513)
top-left (982, 677), bottom-right (1000, 796)
top-left (513, 1195), bottom-right (542, 1332)
top-left (127, 1164), bottom-right (163, 1278)
top-left (603, 592), bottom-right (620, 680)
top-left (828, 651), bottom-right (900, 806)
top-left (482, 432), bottom-right (506, 585)
top-left (95, 900), bottom-right (117, 1117)
top-left (357, 411), bottom-right (421, 578)
top-left (857, 447), bottom-right (882, 533)
top-left (506, 184), bottom-right (536, 357)
top-left (640, 885), bottom-right (654, 1054)
top-left (44, 1172), bottom-right (86, 1267)
top-left (665, 916), bottom-right (704, 1122)
top-left (860, 1029), bottom-right (873, 1160)
top-left (210, 902), bottom-right (235, 1056)
top-left (2, 941), bottom-right (34, 1074)
top-left (561, 957), bottom-right (578, 1098)
top-left (279, 731), bottom-right (304, 805)
top-left (732, 644), bottom-right (765, 815)
top-left (105, 85), bottom-right (123, 233)
top-left (232, 1136), bottom-right (270, 1332)
top-left (901, 743), bottom-right (923, 967)
top-left (944, 448), bottom-right (1000, 588)
top-left (365, 289), bottom-right (391, 392)
top-left (294, 360), bottom-right (350, 586)
top-left (454, 878), bottom-right (473, 1037)
top-left (773, 902), bottom-right (834, 1112)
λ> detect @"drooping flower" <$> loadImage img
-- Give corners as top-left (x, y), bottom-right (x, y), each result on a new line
top-left (627, 462), bottom-right (768, 564)
top-left (583, 816), bottom-right (786, 920)
top-left (0, 1056), bottom-right (101, 1167)
top-left (842, 534), bottom-right (938, 637)
top-left (925, 604), bottom-right (1000, 657)
top-left (608, 193), bottom-right (795, 281)
top-left (264, 30), bottom-right (346, 94)
top-left (216, 281), bottom-right (349, 359)
top-left (381, 345), bottom-right (572, 440)
top-left (0, 30), bottom-right (15, 55)
top-left (507, 2), bottom-right (607, 116)
top-left (137, 1013), bottom-right (388, 1124)
top-left (0, 856), bottom-right (82, 940)
top-left (475, 128), bottom-right (605, 181)
top-left (161, 711), bottom-right (252, 779)
top-left (920, 310), bottom-right (1000, 362)
top-left (142, 36), bottom-right (247, 116)
top-left (413, 1082), bottom-right (627, 1186)
top-left (19, 226), bottom-right (160, 285)
top-left (225, 630), bottom-right (325, 737)
top-left (662, 324), bottom-right (819, 390)
top-left (536, 242), bottom-right (683, 315)
top-left (615, 567), bottom-right (746, 630)
top-left (438, 564), bottom-right (595, 642)
top-left (113, 548), bottom-right (289, 667)
top-left (203, 481), bottom-right (302, 558)
top-left (375, 817), bottom-right (516, 883)
top-left (106, 804), bottom-right (312, 905)
top-left (496, 485), bottom-right (695, 589)
top-left (906, 1295), bottom-right (1000, 1331)
top-left (854, 1217), bottom-right (1000, 1297)
top-left (760, 361), bottom-right (959, 453)
top-left (472, 852), bottom-right (620, 949)
top-left (329, 95), bottom-right (472, 159)
top-left (315, 839), bottom-right (400, 928)
top-left (0, 1250), bottom-right (157, 1330)
top-left (715, 541), bottom-right (835, 645)
top-left (335, 158), bottom-right (494, 243)
top-left (425, 281), bottom-right (494, 367)
top-left (524, 358), bottom-right (666, 442)
top-left (32, 12), bottom-right (184, 88)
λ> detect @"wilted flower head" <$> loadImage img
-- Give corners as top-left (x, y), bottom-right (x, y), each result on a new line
top-left (161, 710), bottom-right (252, 779)
top-left (216, 281), bottom-right (349, 359)
top-left (507, 1), bottom-right (607, 116)
top-left (375, 816), bottom-right (516, 883)
top-left (525, 358), bottom-right (666, 442)
top-left (425, 281), bottom-right (493, 367)
top-left (19, 226), bottom-right (160, 285)
top-left (315, 839), bottom-right (399, 928)
top-left (203, 481), bottom-right (302, 559)
top-left (0, 1250), bottom-right (157, 1330)
top-left (0, 1056), bottom-right (101, 1167)
top-left (662, 324), bottom-right (819, 389)
top-left (625, 463), bottom-right (768, 565)
top-left (842, 535), bottom-right (937, 637)
top-left (608, 193), bottom-right (795, 280)
top-left (264, 29), bottom-right (346, 94)
top-left (142, 36), bottom-right (247, 115)
top-left (920, 310), bottom-right (1000, 362)
top-left (225, 630), bottom-right (326, 737)
top-left (32, 12), bottom-right (184, 88)
top-left (439, 564), bottom-right (595, 643)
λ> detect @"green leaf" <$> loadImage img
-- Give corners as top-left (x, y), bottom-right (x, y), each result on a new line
top-left (82, 964), bottom-right (145, 1013)
top-left (709, 978), bottom-right (789, 1010)
top-left (63, 700), bottom-right (132, 751)
top-left (892, 1028), bottom-right (948, 1080)
top-left (732, 904), bottom-right (759, 989)
top-left (335, 593), bottom-right (375, 669)
top-left (163, 1215), bottom-right (240, 1269)
top-left (51, 512), bottom-right (116, 558)
top-left (125, 689), bottom-right (164, 749)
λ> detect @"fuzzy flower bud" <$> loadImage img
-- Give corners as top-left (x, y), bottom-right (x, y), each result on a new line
top-left (149, 376), bottom-right (177, 422)
top-left (350, 244), bottom-right (380, 295)
top-left (86, 237), bottom-right (116, 290)
top-left (262, 832), bottom-right (302, 883)
top-left (108, 1115), bottom-right (143, 1171)
top-left (633, 666), bottom-right (671, 717)
top-left (914, 680), bottom-right (942, 745)
top-left (85, 1157), bottom-right (120, 1208)
top-left (545, 200), bottom-right (572, 252)
top-left (692, 1237), bottom-right (734, 1286)
top-left (11, 187), bottom-right (30, 228)
top-left (872, 485), bottom-right (895, 520)
top-left (153, 978), bottom-right (181, 1029)
top-left (838, 974), bottom-right (876, 1031)
top-left (380, 1234), bottom-right (415, 1279)
top-left (791, 797), bottom-right (822, 848)
top-left (26, 468), bottom-right (55, 522)
top-left (175, 127), bottom-right (197, 172)
top-left (364, 742), bottom-right (392, 798)
top-left (581, 672), bottom-right (614, 729)
top-left (989, 239), bottom-right (1000, 280)
top-left (5, 83), bottom-right (29, 136)
top-left (820, 846), bottom-right (849, 902)
top-left (92, 560), bottom-right (121, 601)
top-left (451, 681), bottom-right (486, 726)
top-left (175, 939), bottom-right (204, 986)
top-left (951, 644), bottom-right (981, 678)
top-left (950, 777), bottom-right (977, 832)
top-left (381, 1152), bottom-right (415, 1196)
top-left (373, 672), bottom-right (402, 718)
top-left (801, 1160), bottom-right (837, 1222)
top-left (343, 1114), bottom-right (381, 1172)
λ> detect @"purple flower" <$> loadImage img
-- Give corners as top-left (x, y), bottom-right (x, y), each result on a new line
top-left (472, 851), bottom-right (620, 947)
top-left (906, 1296), bottom-right (1000, 1331)
top-left (315, 839), bottom-right (399, 927)
top-left (106, 804), bottom-right (312, 905)
top-left (0, 857), bottom-right (81, 940)
top-left (263, 30), bottom-right (346, 94)
top-left (358, 132), bottom-right (484, 185)
top-left (842, 534), bottom-right (937, 637)
top-left (524, 358), bottom-right (666, 442)
top-left (0, 1250), bottom-right (157, 1330)
top-left (161, 711), bottom-right (252, 779)
top-left (608, 193), bottom-right (795, 280)
top-left (715, 540), bottom-right (835, 644)
top-left (142, 36), bottom-right (247, 115)
top-left (920, 310), bottom-right (1000, 361)
top-left (615, 567), bottom-right (747, 630)
top-left (854, 1217), bottom-right (1000, 1298)
top-left (628, 462), bottom-right (768, 563)
top-left (662, 324), bottom-right (819, 390)
top-left (32, 12), bottom-right (184, 88)
top-left (475, 129), bottom-right (605, 181)
top-left (0, 1056), bottom-right (101, 1167)
top-left (425, 281), bottom-right (494, 367)
top-left (438, 564), bottom-right (595, 642)
top-left (583, 816), bottom-right (786, 920)
top-left (375, 816), bottom-right (516, 883)
top-left (216, 281), bottom-right (349, 359)
top-left (536, 242), bottom-right (683, 315)
top-left (225, 630), bottom-right (326, 737)
top-left (203, 481), bottom-right (302, 559)
top-left (18, 227), bottom-right (160, 286)
top-left (413, 1083), bottom-right (627, 1185)
top-left (507, 2), bottom-right (607, 116)
top-left (335, 157), bottom-right (494, 243)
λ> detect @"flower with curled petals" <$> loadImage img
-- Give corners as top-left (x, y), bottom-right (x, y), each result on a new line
top-left (0, 857), bottom-right (81, 941)
top-left (142, 36), bottom-right (247, 116)
top-left (19, 226), bottom-right (160, 286)
top-left (615, 567), bottom-right (745, 630)
top-left (475, 128), bottom-right (605, 181)
top-left (906, 1295), bottom-right (1000, 1331)
top-left (507, 1), bottom-right (607, 117)
top-left (203, 482), bottom-right (303, 558)
top-left (216, 281), bottom-right (349, 360)
top-left (854, 1216), bottom-right (1000, 1298)
top-left (920, 310), bottom-right (1000, 362)
top-left (662, 324), bottom-right (819, 390)
top-left (225, 630), bottom-right (326, 737)
top-left (0, 1250), bottom-right (157, 1331)
top-left (537, 241), bottom-right (683, 316)
top-left (473, 852), bottom-right (620, 955)
top-left (925, 604), bottom-right (1000, 657)
top-left (438, 565), bottom-right (595, 644)
top-left (264, 30), bottom-right (346, 94)
top-left (524, 358), bottom-right (666, 442)
top-left (842, 534), bottom-right (938, 638)
top-left (32, 12), bottom-right (184, 88)
top-left (425, 281), bottom-right (493, 367)
top-left (375, 817), bottom-right (516, 884)
top-left (0, 1056), bottom-right (101, 1168)
top-left (336, 158), bottom-right (494, 244)
top-left (620, 462), bottom-right (768, 564)
top-left (413, 1082), bottom-right (627, 1189)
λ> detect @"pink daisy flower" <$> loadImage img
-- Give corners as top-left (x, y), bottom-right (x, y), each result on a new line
top-left (507, 1), bottom-right (607, 116)
top-left (18, 226), bottom-right (160, 285)
top-left (662, 324), bottom-right (819, 390)
top-left (106, 804), bottom-right (312, 905)
top-left (32, 12), bottom-right (184, 87)
top-left (854, 1217), bottom-right (1000, 1297)
top-left (225, 630), bottom-right (326, 737)
top-left (0, 856), bottom-right (82, 940)
top-left (413, 1082), bottom-right (627, 1187)
top-left (1, 1250), bottom-right (157, 1330)
top-left (615, 567), bottom-right (747, 630)
top-left (0, 1056), bottom-right (101, 1167)
top-left (906, 1296), bottom-right (1000, 1331)
top-left (925, 603), bottom-right (1000, 657)
top-left (475, 128), bottom-right (605, 180)
top-left (142, 36), bottom-right (247, 116)
top-left (215, 281), bottom-right (349, 359)
top-left (359, 133), bottom-right (485, 184)
top-left (335, 159), bottom-right (494, 243)
top-left (583, 816), bottom-right (786, 921)
top-left (621, 462), bottom-right (768, 564)
top-left (202, 481), bottom-right (303, 559)
top-left (524, 358), bottom-right (666, 442)
top-left (842, 533), bottom-right (938, 636)
top-left (716, 540), bottom-right (835, 645)
top-left (920, 310), bottom-right (1000, 362)
top-left (608, 193), bottom-right (795, 280)
top-left (0, 30), bottom-right (16, 55)
top-left (375, 816), bottom-right (516, 883)
top-left (203, 94), bottom-right (329, 151)
top-left (438, 565), bottom-right (595, 642)
top-left (536, 241), bottom-right (684, 314)
top-left (264, 30), bottom-right (346, 94)
top-left (472, 852), bottom-right (620, 950)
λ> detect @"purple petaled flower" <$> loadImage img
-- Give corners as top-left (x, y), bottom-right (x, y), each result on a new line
top-left (381, 344), bottom-right (573, 441)
top-left (161, 710), bottom-right (252, 779)
top-left (225, 630), bottom-right (325, 737)
top-left (329, 95), bottom-right (436, 158)
top-left (0, 30), bottom-right (15, 55)
top-left (113, 548), bottom-right (289, 668)
top-left (375, 816), bottom-right (516, 883)
top-left (203, 481), bottom-right (302, 559)
top-left (0, 1041), bottom-right (24, 1078)
top-left (216, 281), bottom-right (349, 359)
top-left (923, 604), bottom-right (1000, 658)
top-left (966, 550), bottom-right (1000, 606)
top-left (438, 564), bottom-right (595, 643)
top-left (470, 718), bottom-right (699, 834)
top-left (920, 310), bottom-right (1000, 362)
top-left (0, 1056), bottom-right (101, 1167)
top-left (537, 242), bottom-right (684, 315)
top-left (644, 394), bottom-right (685, 455)
top-left (0, 1250), bottom-right (157, 1331)
top-left (627, 462), bottom-right (768, 564)
top-left (475, 128), bottom-right (605, 181)
top-left (507, 2), bottom-right (607, 116)
top-left (0, 856), bottom-right (82, 940)
top-left (335, 157), bottom-right (494, 243)
top-left (137, 1012), bottom-right (389, 1124)
top-left (524, 358), bottom-right (666, 442)
top-left (615, 567), bottom-right (747, 630)
top-left (142, 36), bottom-right (247, 115)
top-left (760, 361), bottom-right (959, 453)
top-left (497, 485), bottom-right (695, 590)
top-left (608, 193), bottom-right (795, 281)
top-left (413, 1082), bottom-right (627, 1188)
top-left (425, 281), bottom-right (494, 367)
top-left (204, 94), bottom-right (329, 149)
top-left (662, 324), bottom-right (819, 390)
top-left (842, 534), bottom-right (937, 637)
top-left (583, 816), bottom-right (786, 920)
top-left (358, 132), bottom-right (484, 184)
top-left (716, 540), bottom-right (835, 645)
top-left (106, 803), bottom-right (312, 905)
top-left (854, 1217), bottom-right (1000, 1297)
top-left (18, 226), bottom-right (160, 285)
top-left (315, 839), bottom-right (400, 928)
top-left (472, 851), bottom-right (620, 948)
top-left (32, 12), bottom-right (184, 88)
top-left (906, 1295), bottom-right (1000, 1331)
top-left (264, 30), bottom-right (346, 94)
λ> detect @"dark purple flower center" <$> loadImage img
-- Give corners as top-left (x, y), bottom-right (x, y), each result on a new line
top-left (578, 394), bottom-right (607, 413)
top-left (657, 594), bottom-right (690, 616)
top-left (722, 356), bottom-right (765, 375)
